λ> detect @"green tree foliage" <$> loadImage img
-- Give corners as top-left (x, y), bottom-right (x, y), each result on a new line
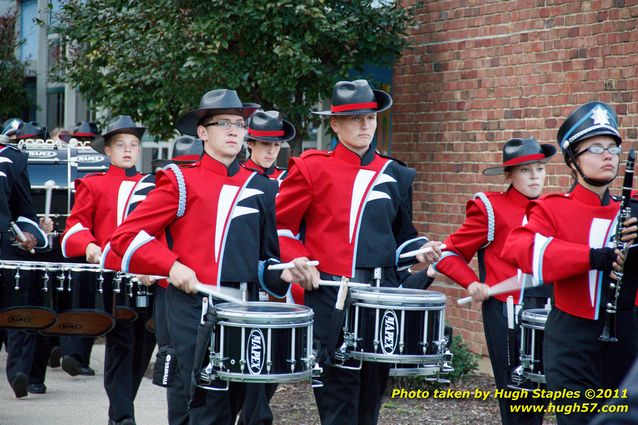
top-left (0, 11), bottom-right (30, 122)
top-left (53, 0), bottom-right (414, 152)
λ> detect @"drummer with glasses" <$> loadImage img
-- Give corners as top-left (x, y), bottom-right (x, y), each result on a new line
top-left (275, 79), bottom-right (442, 425)
top-left (107, 89), bottom-right (304, 425)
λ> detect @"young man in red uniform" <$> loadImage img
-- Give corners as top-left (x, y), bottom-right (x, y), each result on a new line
top-left (435, 137), bottom-right (555, 425)
top-left (61, 115), bottom-right (156, 425)
top-left (503, 102), bottom-right (638, 425)
top-left (107, 89), bottom-right (305, 425)
top-left (275, 79), bottom-right (442, 425)
top-left (243, 110), bottom-right (291, 184)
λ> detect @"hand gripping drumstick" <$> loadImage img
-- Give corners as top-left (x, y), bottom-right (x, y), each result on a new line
top-left (399, 244), bottom-right (447, 259)
top-left (43, 180), bottom-right (56, 221)
top-left (318, 280), bottom-right (370, 288)
top-left (267, 260), bottom-right (319, 270)
top-left (10, 221), bottom-right (35, 254)
top-left (457, 275), bottom-right (532, 305)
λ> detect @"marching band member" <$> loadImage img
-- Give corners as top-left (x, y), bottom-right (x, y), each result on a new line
top-left (275, 79), bottom-right (442, 425)
top-left (435, 137), bottom-right (555, 425)
top-left (0, 127), bottom-right (48, 398)
top-left (61, 115), bottom-right (156, 425)
top-left (107, 89), bottom-right (301, 425)
top-left (1, 118), bottom-right (24, 141)
top-left (503, 102), bottom-right (638, 425)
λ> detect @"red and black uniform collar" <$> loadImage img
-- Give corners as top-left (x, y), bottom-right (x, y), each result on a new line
top-left (569, 182), bottom-right (612, 206)
top-left (201, 152), bottom-right (241, 177)
top-left (243, 158), bottom-right (277, 176)
top-left (106, 164), bottom-right (138, 178)
top-left (506, 185), bottom-right (534, 207)
top-left (334, 142), bottom-right (376, 166)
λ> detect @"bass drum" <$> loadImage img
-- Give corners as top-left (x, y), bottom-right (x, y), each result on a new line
top-left (0, 261), bottom-right (58, 331)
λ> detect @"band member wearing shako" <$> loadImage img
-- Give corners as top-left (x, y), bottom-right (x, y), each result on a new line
top-left (434, 137), bottom-right (555, 425)
top-left (0, 131), bottom-right (48, 398)
top-left (242, 110), bottom-right (304, 307)
top-left (61, 115), bottom-right (156, 425)
top-left (275, 79), bottom-right (442, 425)
top-left (107, 89), bottom-right (303, 425)
top-left (502, 102), bottom-right (638, 425)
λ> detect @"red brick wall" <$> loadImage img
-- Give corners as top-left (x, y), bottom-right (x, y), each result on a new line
top-left (392, 0), bottom-right (638, 356)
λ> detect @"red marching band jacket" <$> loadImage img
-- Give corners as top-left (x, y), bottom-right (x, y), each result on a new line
top-left (105, 154), bottom-right (288, 297)
top-left (276, 143), bottom-right (425, 279)
top-left (435, 186), bottom-right (537, 304)
top-left (502, 184), bottom-right (638, 320)
top-left (61, 166), bottom-right (153, 257)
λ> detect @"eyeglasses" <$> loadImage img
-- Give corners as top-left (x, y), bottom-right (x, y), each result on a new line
top-left (575, 145), bottom-right (622, 156)
top-left (203, 120), bottom-right (247, 130)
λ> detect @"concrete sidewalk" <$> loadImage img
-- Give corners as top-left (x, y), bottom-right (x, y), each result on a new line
top-left (0, 341), bottom-right (167, 425)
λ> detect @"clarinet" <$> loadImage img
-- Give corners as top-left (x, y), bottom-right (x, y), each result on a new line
top-left (600, 147), bottom-right (635, 342)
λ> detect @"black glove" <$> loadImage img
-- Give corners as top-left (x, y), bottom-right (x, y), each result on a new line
top-left (402, 269), bottom-right (435, 290)
top-left (590, 247), bottom-right (616, 275)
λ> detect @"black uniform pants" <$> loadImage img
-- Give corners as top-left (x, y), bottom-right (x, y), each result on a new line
top-left (166, 285), bottom-right (247, 425)
top-left (104, 313), bottom-right (156, 422)
top-left (4, 329), bottom-right (36, 384)
top-left (60, 336), bottom-right (95, 367)
top-left (544, 307), bottom-right (637, 425)
top-left (481, 297), bottom-right (547, 425)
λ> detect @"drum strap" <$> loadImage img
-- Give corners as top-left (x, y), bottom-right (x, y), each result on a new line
top-left (472, 192), bottom-right (495, 248)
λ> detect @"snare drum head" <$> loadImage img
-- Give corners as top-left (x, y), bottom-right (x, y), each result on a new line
top-left (215, 301), bottom-right (313, 323)
top-left (520, 308), bottom-right (549, 327)
top-left (349, 287), bottom-right (446, 307)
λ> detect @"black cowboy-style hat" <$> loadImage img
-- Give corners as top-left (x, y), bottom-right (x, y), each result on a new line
top-left (2, 118), bottom-right (23, 137)
top-left (246, 110), bottom-right (296, 143)
top-left (312, 79), bottom-right (392, 116)
top-left (557, 101), bottom-right (621, 159)
top-left (151, 135), bottom-right (204, 170)
top-left (73, 121), bottom-right (100, 139)
top-left (483, 137), bottom-right (557, 176)
top-left (176, 89), bottom-right (260, 136)
top-left (92, 115), bottom-right (146, 154)
top-left (16, 121), bottom-right (46, 140)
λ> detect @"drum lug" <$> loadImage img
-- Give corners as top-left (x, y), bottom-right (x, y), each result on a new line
top-left (42, 270), bottom-right (49, 293)
top-left (126, 278), bottom-right (134, 298)
top-left (56, 271), bottom-right (65, 291)
top-left (287, 358), bottom-right (297, 373)
top-left (266, 360), bottom-right (272, 374)
top-left (13, 268), bottom-right (20, 291)
top-left (97, 272), bottom-right (104, 294)
top-left (399, 342), bottom-right (404, 354)
top-left (113, 274), bottom-right (122, 294)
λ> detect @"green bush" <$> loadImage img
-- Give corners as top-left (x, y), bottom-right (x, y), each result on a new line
top-left (388, 333), bottom-right (480, 391)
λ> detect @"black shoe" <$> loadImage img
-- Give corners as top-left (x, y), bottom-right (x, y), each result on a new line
top-left (61, 355), bottom-right (82, 377)
top-left (79, 366), bottom-right (96, 376)
top-left (10, 372), bottom-right (28, 398)
top-left (27, 383), bottom-right (47, 394)
top-left (48, 346), bottom-right (63, 368)
top-left (108, 418), bottom-right (136, 425)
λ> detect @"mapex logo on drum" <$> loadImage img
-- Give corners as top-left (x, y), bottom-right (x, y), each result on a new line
top-left (59, 322), bottom-right (82, 331)
top-left (246, 329), bottom-right (265, 375)
top-left (27, 151), bottom-right (57, 158)
top-left (381, 310), bottom-right (399, 355)
top-left (78, 154), bottom-right (105, 164)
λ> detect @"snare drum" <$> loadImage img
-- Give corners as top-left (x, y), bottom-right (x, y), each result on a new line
top-left (0, 261), bottom-right (58, 330)
top-left (198, 302), bottom-right (314, 386)
top-left (41, 263), bottom-right (115, 337)
top-left (511, 308), bottom-right (548, 386)
top-left (343, 287), bottom-right (450, 376)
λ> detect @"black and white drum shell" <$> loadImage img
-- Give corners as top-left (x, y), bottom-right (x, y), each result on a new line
top-left (346, 287), bottom-right (447, 364)
top-left (212, 302), bottom-right (314, 383)
top-left (519, 308), bottom-right (548, 383)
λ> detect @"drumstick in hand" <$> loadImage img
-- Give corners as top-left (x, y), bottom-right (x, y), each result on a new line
top-left (399, 244), bottom-right (447, 259)
top-left (10, 221), bottom-right (35, 254)
top-left (44, 179), bottom-right (56, 221)
top-left (268, 260), bottom-right (319, 270)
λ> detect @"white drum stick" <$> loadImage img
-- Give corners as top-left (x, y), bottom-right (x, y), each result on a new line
top-left (457, 275), bottom-right (523, 305)
top-left (399, 243), bottom-right (447, 259)
top-left (318, 280), bottom-right (370, 288)
top-left (10, 221), bottom-right (35, 254)
top-left (44, 180), bottom-right (56, 221)
top-left (195, 283), bottom-right (245, 304)
top-left (268, 260), bottom-right (319, 271)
